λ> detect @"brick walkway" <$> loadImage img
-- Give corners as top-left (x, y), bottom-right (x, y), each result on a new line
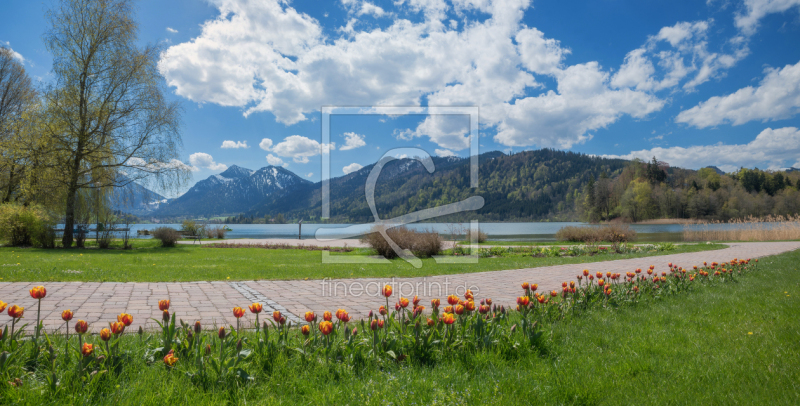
top-left (1, 242), bottom-right (797, 333)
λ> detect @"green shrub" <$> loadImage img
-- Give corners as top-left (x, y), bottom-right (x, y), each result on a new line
top-left (0, 203), bottom-right (56, 247)
top-left (152, 227), bottom-right (180, 247)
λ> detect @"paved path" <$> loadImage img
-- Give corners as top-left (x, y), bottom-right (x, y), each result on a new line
top-left (1, 242), bottom-right (798, 333)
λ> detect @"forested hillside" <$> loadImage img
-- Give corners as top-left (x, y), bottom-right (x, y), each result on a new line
top-left (248, 150), bottom-right (630, 222)
top-left (580, 158), bottom-right (800, 222)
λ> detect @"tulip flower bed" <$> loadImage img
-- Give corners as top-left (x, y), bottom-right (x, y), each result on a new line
top-left (2, 252), bottom-right (799, 405)
top-left (0, 242), bottom-right (723, 282)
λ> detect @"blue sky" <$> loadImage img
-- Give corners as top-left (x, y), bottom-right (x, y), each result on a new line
top-left (3, 0), bottom-right (800, 196)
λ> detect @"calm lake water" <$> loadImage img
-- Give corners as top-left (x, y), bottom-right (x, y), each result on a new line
top-left (116, 222), bottom-right (756, 242)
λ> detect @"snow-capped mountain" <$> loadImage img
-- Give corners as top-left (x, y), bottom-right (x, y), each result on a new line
top-left (109, 176), bottom-right (169, 216)
top-left (154, 165), bottom-right (311, 217)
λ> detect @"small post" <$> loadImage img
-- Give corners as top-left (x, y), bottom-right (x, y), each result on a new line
top-left (298, 219), bottom-right (303, 240)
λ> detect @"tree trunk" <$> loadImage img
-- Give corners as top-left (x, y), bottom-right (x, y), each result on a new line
top-left (61, 154), bottom-right (82, 248)
top-left (2, 163), bottom-right (15, 203)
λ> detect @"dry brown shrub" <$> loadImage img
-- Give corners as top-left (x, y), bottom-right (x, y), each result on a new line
top-left (556, 224), bottom-right (637, 243)
top-left (360, 226), bottom-right (442, 258)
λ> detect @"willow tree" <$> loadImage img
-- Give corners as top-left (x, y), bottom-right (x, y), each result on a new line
top-left (42, 0), bottom-right (188, 246)
top-left (0, 46), bottom-right (38, 202)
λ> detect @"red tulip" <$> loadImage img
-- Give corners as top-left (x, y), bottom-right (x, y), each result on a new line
top-left (29, 286), bottom-right (46, 299)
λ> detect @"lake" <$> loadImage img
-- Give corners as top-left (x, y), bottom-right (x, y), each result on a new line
top-left (114, 222), bottom-right (752, 242)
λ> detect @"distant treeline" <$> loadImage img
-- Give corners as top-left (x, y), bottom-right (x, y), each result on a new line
top-left (581, 158), bottom-right (800, 222)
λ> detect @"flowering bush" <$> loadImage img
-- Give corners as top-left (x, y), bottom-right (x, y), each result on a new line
top-left (0, 257), bottom-right (758, 392)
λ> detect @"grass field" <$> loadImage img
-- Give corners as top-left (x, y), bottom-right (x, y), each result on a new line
top-left (0, 241), bottom-right (724, 282)
top-left (1, 247), bottom-right (797, 404)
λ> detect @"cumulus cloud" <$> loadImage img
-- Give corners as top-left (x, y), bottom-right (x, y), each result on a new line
top-left (340, 132), bottom-right (366, 150)
top-left (159, 0), bottom-right (673, 151)
top-left (2, 42), bottom-right (25, 63)
top-left (611, 20), bottom-right (748, 93)
top-left (189, 152), bottom-right (227, 171)
top-left (396, 115), bottom-right (471, 150)
top-left (435, 148), bottom-right (457, 157)
top-left (676, 60), bottom-right (800, 128)
top-left (166, 27), bottom-right (178, 33)
top-left (604, 127), bottom-right (800, 171)
top-left (343, 162), bottom-right (364, 174)
top-left (259, 138), bottom-right (274, 151)
top-left (221, 140), bottom-right (249, 149)
top-left (341, 0), bottom-right (387, 17)
top-left (306, 172), bottom-right (313, 177)
top-left (266, 154), bottom-right (285, 166)
top-left (272, 135), bottom-right (334, 163)
top-left (735, 0), bottom-right (800, 35)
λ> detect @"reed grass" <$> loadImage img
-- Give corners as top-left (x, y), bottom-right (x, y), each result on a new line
top-left (683, 215), bottom-right (800, 241)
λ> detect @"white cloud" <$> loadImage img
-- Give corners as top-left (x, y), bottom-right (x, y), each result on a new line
top-left (259, 138), bottom-right (274, 151)
top-left (189, 152), bottom-right (227, 171)
top-left (735, 0), bottom-right (800, 35)
top-left (306, 172), bottom-right (313, 177)
top-left (604, 127), bottom-right (800, 171)
top-left (676, 60), bottom-right (800, 128)
top-left (166, 27), bottom-right (178, 33)
top-left (341, 0), bottom-right (387, 17)
top-left (611, 20), bottom-right (748, 93)
top-left (435, 149), bottom-right (457, 157)
top-left (343, 162), bottom-right (364, 174)
top-left (340, 132), bottom-right (366, 150)
top-left (159, 0), bottom-right (729, 151)
top-left (396, 115), bottom-right (471, 150)
top-left (221, 140), bottom-right (249, 149)
top-left (266, 154), bottom-right (285, 166)
top-left (272, 135), bottom-right (334, 163)
top-left (2, 42), bottom-right (25, 63)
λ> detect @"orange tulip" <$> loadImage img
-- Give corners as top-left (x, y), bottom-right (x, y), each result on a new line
top-left (378, 306), bottom-right (388, 316)
top-left (382, 284), bottom-right (393, 297)
top-left (598, 279), bottom-right (604, 287)
top-left (218, 326), bottom-right (226, 339)
top-left (447, 294), bottom-right (459, 305)
top-left (81, 343), bottom-right (94, 357)
top-left (158, 299), bottom-right (170, 311)
top-left (479, 305), bottom-right (490, 314)
top-left (550, 290), bottom-right (557, 297)
top-left (323, 310), bottom-right (332, 321)
top-left (249, 303), bottom-right (263, 313)
top-left (464, 289), bottom-right (474, 300)
top-left (62, 309), bottom-right (74, 321)
top-left (319, 320), bottom-right (333, 336)
top-left (272, 310), bottom-right (282, 322)
top-left (0, 301), bottom-right (5, 312)
top-left (378, 319), bottom-right (384, 328)
top-left (100, 328), bottom-right (112, 341)
top-left (444, 305), bottom-right (453, 313)
top-left (75, 320), bottom-right (88, 334)
top-left (163, 349), bottom-right (179, 367)
top-left (583, 269), bottom-right (589, 276)
top-left (29, 286), bottom-right (46, 299)
top-left (441, 313), bottom-right (455, 325)
top-left (111, 321), bottom-right (125, 335)
top-left (412, 295), bottom-right (421, 306)
top-left (516, 296), bottom-right (530, 307)
top-left (301, 325), bottom-right (311, 336)
top-left (485, 298), bottom-right (492, 305)
top-left (465, 300), bottom-right (476, 312)
top-left (337, 310), bottom-right (351, 323)
top-left (8, 305), bottom-right (23, 319)
top-left (454, 305), bottom-right (464, 315)
top-left (370, 319), bottom-right (379, 330)
top-left (430, 298), bottom-right (440, 309)
top-left (305, 311), bottom-right (316, 323)
top-left (522, 282), bottom-right (530, 290)
top-left (233, 307), bottom-right (245, 318)
top-left (162, 310), bottom-right (170, 322)
top-left (117, 313), bottom-right (133, 326)
top-left (398, 297), bottom-right (410, 308)
top-left (530, 283), bottom-right (538, 292)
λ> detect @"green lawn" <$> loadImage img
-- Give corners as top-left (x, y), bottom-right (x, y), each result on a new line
top-left (0, 242), bottom-right (724, 282)
top-left (1, 247), bottom-right (797, 404)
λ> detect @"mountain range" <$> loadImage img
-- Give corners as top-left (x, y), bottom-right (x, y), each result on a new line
top-left (135, 149), bottom-right (627, 221)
